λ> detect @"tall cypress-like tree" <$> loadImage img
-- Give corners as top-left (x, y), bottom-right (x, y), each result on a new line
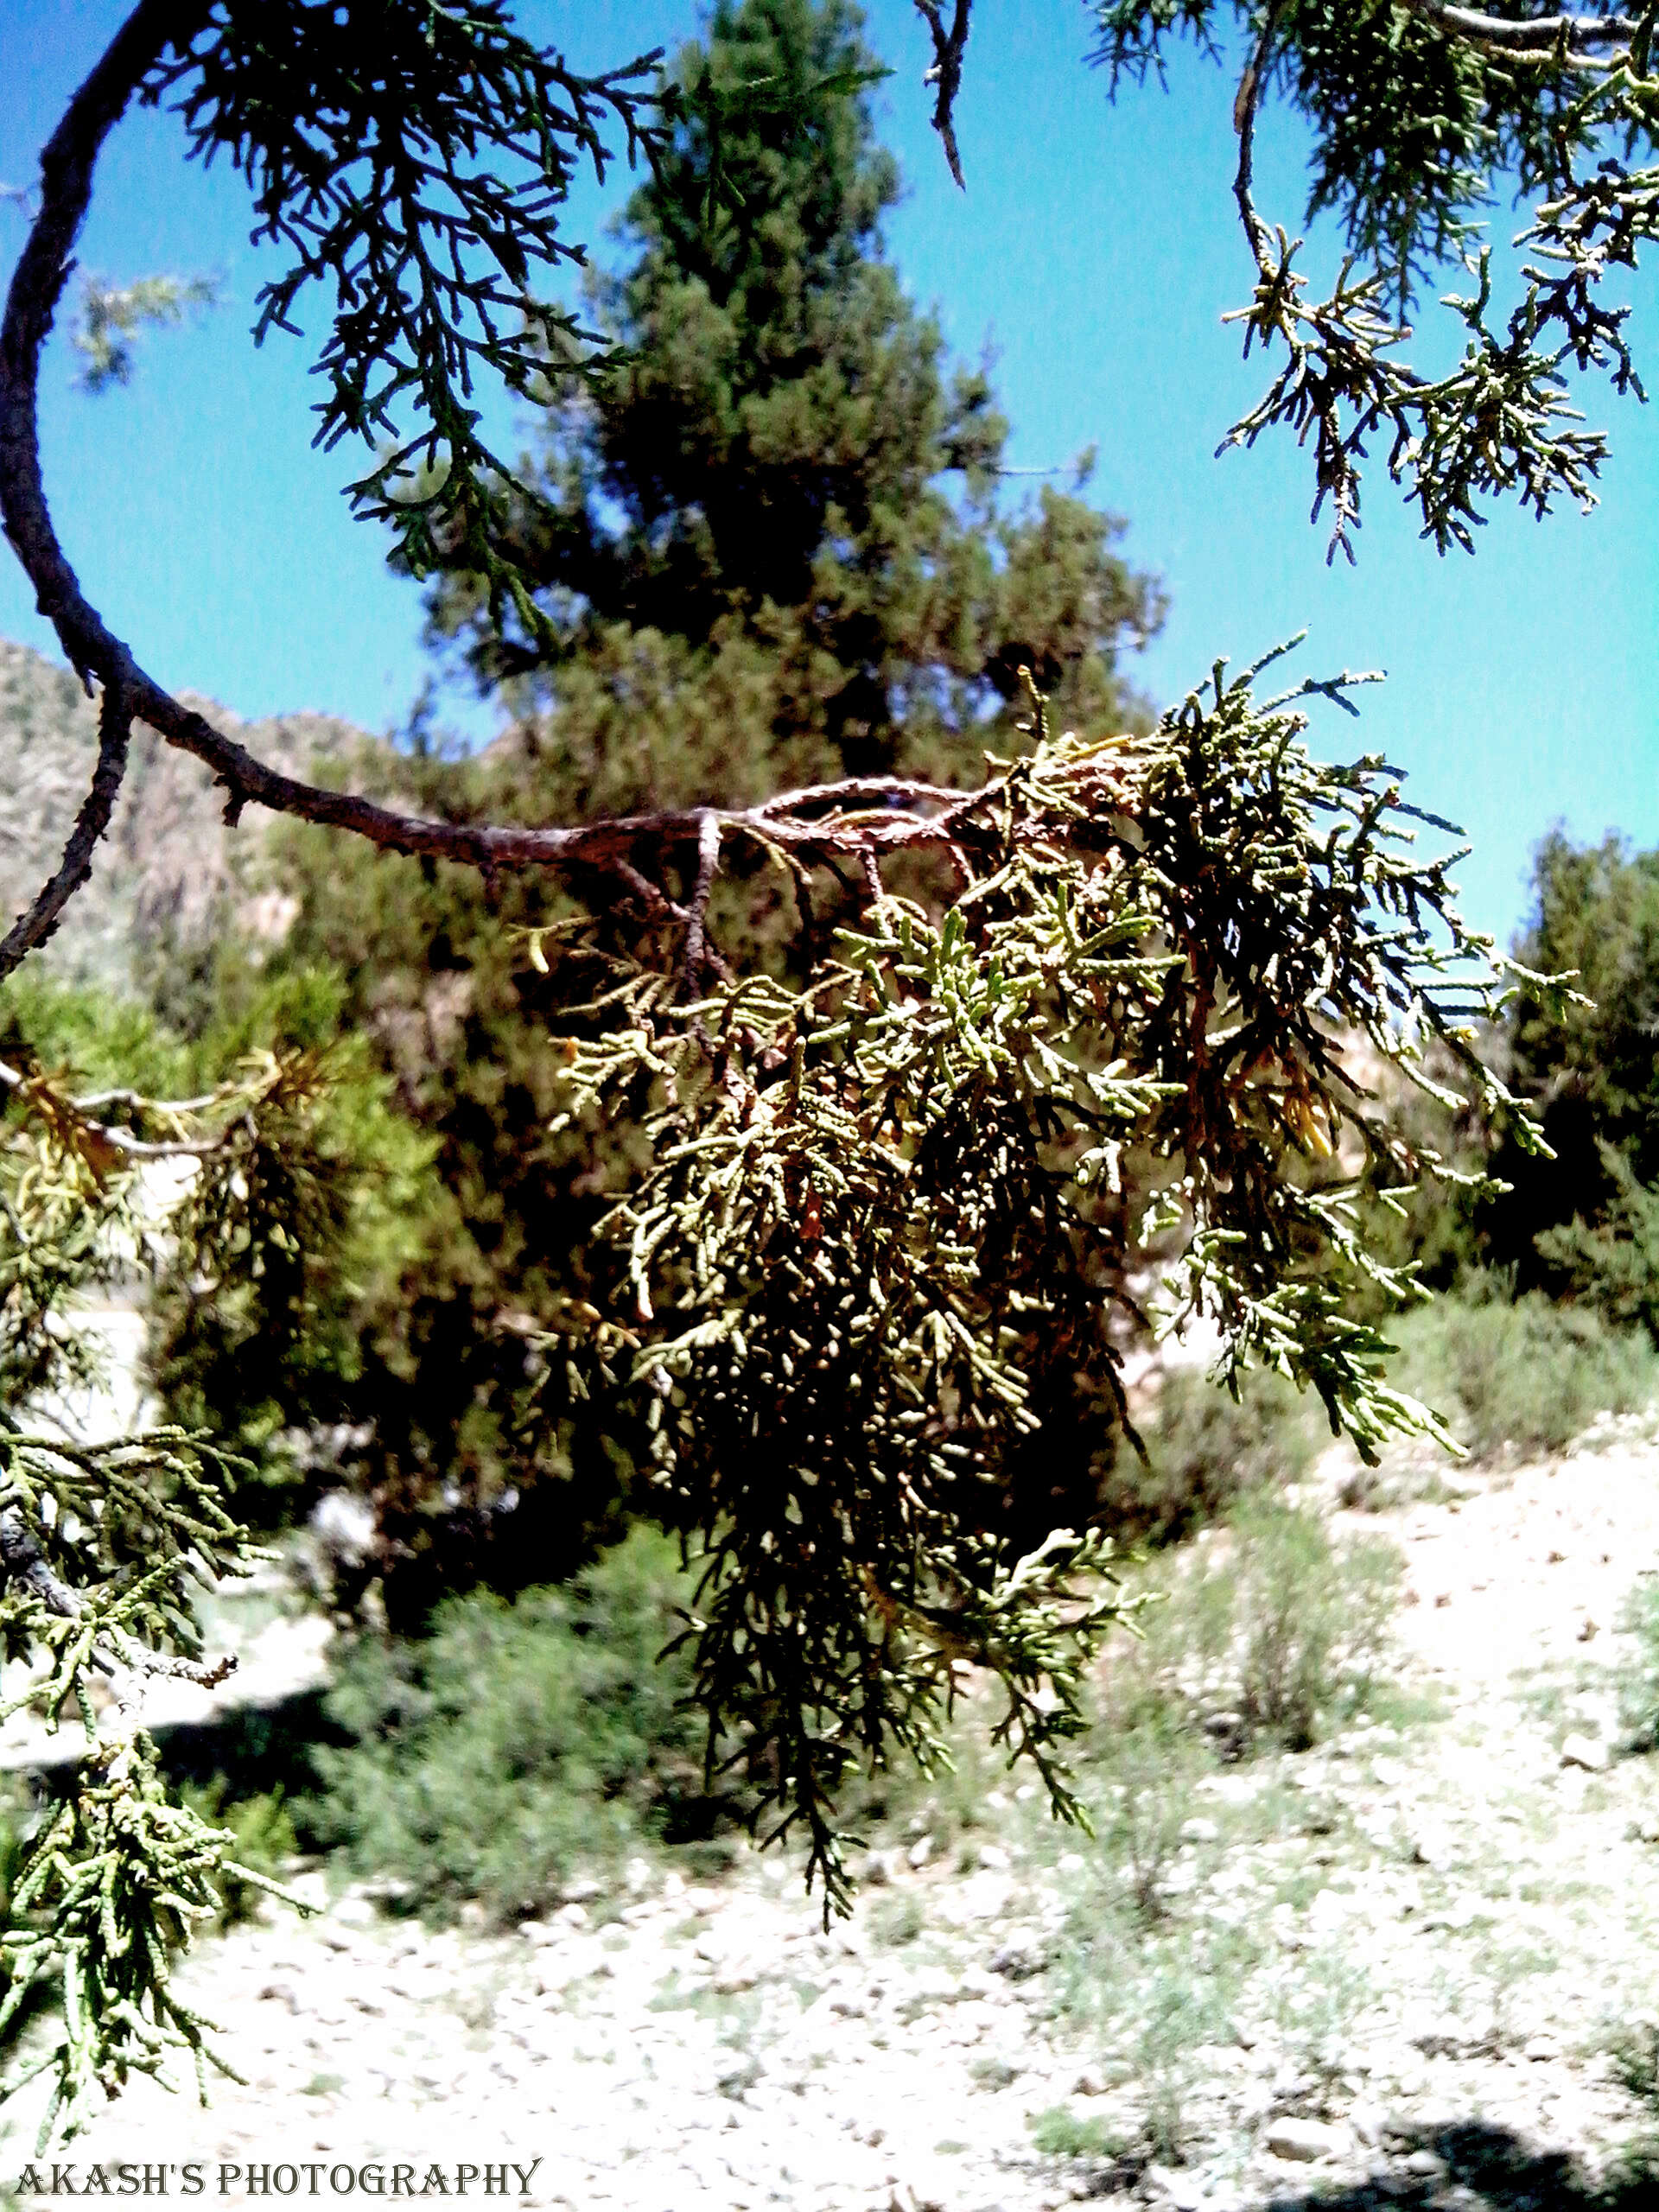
top-left (435, 0), bottom-right (1163, 800)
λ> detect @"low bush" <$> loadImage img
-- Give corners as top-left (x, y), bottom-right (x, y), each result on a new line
top-left (1096, 1709), bottom-right (1207, 1923)
top-left (1090, 1497), bottom-right (1401, 1758)
top-left (1227, 1497), bottom-right (1402, 1749)
top-left (301, 1527), bottom-right (732, 1924)
top-left (1027, 2107), bottom-right (1128, 2160)
top-left (1389, 1277), bottom-right (1659, 1463)
top-left (1101, 1366), bottom-right (1316, 1542)
top-left (1618, 1577), bottom-right (1659, 1753)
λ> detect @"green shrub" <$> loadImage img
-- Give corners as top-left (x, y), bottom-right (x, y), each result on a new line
top-left (1389, 1278), bottom-right (1659, 1463)
top-left (1096, 1708), bottom-right (1206, 1923)
top-left (301, 1528), bottom-right (728, 1923)
top-left (1086, 1497), bottom-right (1397, 1758)
top-left (1027, 2107), bottom-right (1128, 2160)
top-left (1135, 1972), bottom-right (1235, 2161)
top-left (1224, 1497), bottom-right (1402, 1749)
top-left (1103, 1366), bottom-right (1317, 1542)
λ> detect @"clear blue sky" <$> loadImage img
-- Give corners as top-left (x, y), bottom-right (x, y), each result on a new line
top-left (2, 0), bottom-right (1655, 947)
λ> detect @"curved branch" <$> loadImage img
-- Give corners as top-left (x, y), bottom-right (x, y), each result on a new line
top-left (0, 674), bottom-right (131, 984)
top-left (1396, 0), bottom-right (1636, 58)
top-left (0, 3), bottom-right (1031, 959)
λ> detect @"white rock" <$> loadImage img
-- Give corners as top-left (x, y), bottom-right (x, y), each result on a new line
top-left (1560, 1732), bottom-right (1609, 1772)
top-left (1264, 2117), bottom-right (1345, 2162)
top-left (1147, 2164), bottom-right (1207, 2209)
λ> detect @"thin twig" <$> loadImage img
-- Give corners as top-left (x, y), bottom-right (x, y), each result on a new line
top-left (913, 0), bottom-right (973, 190)
top-left (1232, 9), bottom-right (1280, 274)
top-left (683, 810), bottom-right (722, 989)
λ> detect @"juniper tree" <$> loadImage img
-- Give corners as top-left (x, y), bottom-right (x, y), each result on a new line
top-left (0, 0), bottom-right (1580, 2139)
top-left (159, 0), bottom-right (1165, 1615)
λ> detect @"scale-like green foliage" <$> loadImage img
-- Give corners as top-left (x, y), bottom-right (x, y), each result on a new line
top-left (537, 650), bottom-right (1541, 1909)
top-left (0, 1058), bottom-right (329, 2139)
top-left (1093, 0), bottom-right (1659, 558)
top-left (146, 0), bottom-right (670, 639)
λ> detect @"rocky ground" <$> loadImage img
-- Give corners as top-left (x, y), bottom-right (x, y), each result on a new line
top-left (8, 1432), bottom-right (1659, 2211)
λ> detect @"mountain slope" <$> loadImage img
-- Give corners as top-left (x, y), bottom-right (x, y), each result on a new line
top-left (0, 639), bottom-right (379, 983)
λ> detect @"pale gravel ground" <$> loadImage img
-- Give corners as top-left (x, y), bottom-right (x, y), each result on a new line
top-left (7, 1431), bottom-right (1659, 2210)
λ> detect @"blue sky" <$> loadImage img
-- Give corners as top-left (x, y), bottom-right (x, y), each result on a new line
top-left (2, 0), bottom-right (1655, 948)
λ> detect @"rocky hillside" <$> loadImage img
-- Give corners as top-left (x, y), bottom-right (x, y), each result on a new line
top-left (0, 639), bottom-right (378, 983)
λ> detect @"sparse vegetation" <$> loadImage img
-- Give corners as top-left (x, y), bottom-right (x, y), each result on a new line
top-left (1389, 1279), bottom-right (1659, 1465)
top-left (1104, 1366), bottom-right (1318, 1542)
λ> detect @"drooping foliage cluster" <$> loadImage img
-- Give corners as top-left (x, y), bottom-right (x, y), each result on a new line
top-left (0, 1040), bottom-right (334, 2138)
top-left (144, 0), bottom-right (671, 636)
top-left (1093, 0), bottom-right (1659, 557)
top-left (534, 652), bottom-right (1538, 1904)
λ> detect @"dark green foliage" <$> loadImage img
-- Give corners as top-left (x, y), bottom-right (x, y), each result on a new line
top-left (302, 1528), bottom-right (727, 1924)
top-left (1510, 833), bottom-right (1659, 1186)
top-left (435, 0), bottom-right (1163, 762)
top-left (1481, 832), bottom-right (1659, 1334)
top-left (1536, 1150), bottom-right (1659, 1345)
